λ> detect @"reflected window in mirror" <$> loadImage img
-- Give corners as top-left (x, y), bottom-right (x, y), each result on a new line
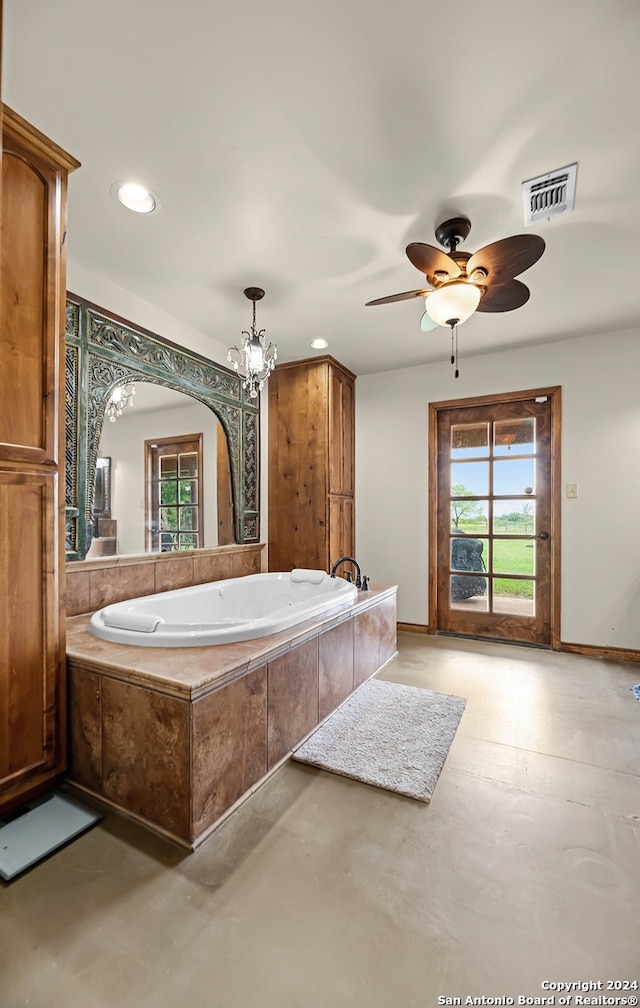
top-left (146, 434), bottom-right (203, 552)
top-left (95, 383), bottom-right (232, 556)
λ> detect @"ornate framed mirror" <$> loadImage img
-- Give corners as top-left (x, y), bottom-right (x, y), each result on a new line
top-left (65, 294), bottom-right (260, 561)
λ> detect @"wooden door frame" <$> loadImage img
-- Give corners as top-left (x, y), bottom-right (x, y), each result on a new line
top-left (428, 386), bottom-right (562, 650)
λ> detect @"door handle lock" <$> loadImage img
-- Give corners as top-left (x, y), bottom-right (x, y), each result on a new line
top-left (530, 531), bottom-right (549, 540)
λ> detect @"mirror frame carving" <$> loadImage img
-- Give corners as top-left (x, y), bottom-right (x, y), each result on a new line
top-left (65, 293), bottom-right (260, 561)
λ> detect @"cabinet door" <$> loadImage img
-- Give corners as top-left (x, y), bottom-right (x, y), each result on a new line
top-left (0, 470), bottom-right (63, 802)
top-left (0, 109), bottom-right (78, 813)
top-left (329, 495), bottom-right (354, 571)
top-left (0, 135), bottom-right (62, 463)
top-left (328, 366), bottom-right (354, 496)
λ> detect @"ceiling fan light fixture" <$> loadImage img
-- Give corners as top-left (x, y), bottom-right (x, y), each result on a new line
top-left (425, 280), bottom-right (481, 327)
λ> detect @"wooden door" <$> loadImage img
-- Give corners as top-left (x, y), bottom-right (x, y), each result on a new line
top-left (429, 388), bottom-right (560, 647)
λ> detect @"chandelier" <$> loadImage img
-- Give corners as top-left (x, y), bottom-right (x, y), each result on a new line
top-left (105, 382), bottom-right (136, 422)
top-left (227, 287), bottom-right (277, 399)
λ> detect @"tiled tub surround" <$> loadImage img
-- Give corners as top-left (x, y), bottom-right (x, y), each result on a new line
top-left (65, 543), bottom-right (266, 616)
top-left (66, 584), bottom-right (397, 849)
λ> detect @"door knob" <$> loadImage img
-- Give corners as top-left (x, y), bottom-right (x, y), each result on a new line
top-left (530, 531), bottom-right (549, 540)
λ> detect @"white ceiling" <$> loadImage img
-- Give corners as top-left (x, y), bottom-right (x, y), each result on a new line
top-left (4, 0), bottom-right (640, 377)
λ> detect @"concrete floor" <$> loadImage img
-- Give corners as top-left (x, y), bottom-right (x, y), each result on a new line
top-left (2, 632), bottom-right (640, 1007)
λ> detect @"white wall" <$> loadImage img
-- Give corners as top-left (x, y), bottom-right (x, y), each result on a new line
top-left (355, 326), bottom-right (640, 650)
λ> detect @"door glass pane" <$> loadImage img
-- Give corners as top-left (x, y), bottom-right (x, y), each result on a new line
top-left (493, 418), bottom-right (535, 456)
top-left (179, 507), bottom-right (198, 531)
top-left (450, 575), bottom-right (488, 609)
top-left (160, 482), bottom-right (178, 506)
top-left (160, 506), bottom-right (177, 530)
top-left (178, 533), bottom-right (198, 549)
top-left (451, 461), bottom-right (489, 496)
top-left (178, 452), bottom-right (198, 478)
top-left (451, 501), bottom-right (488, 534)
top-left (493, 538), bottom-right (535, 576)
top-left (179, 479), bottom-right (198, 504)
top-left (493, 458), bottom-right (535, 496)
top-left (160, 455), bottom-right (177, 477)
top-left (451, 536), bottom-right (487, 573)
top-left (493, 580), bottom-right (535, 617)
top-left (451, 423), bottom-right (489, 458)
top-left (494, 499), bottom-right (536, 534)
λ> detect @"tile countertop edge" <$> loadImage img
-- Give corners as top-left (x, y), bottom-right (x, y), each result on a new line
top-left (65, 585), bottom-right (398, 702)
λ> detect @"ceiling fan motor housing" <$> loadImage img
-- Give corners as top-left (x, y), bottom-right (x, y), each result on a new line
top-left (435, 216), bottom-right (472, 251)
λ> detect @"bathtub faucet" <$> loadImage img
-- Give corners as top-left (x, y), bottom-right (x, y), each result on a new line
top-left (330, 556), bottom-right (363, 589)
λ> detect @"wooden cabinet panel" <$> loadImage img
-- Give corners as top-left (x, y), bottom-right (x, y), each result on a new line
top-left (0, 113), bottom-right (77, 463)
top-left (329, 365), bottom-right (354, 495)
top-left (0, 107), bottom-right (79, 814)
top-left (268, 356), bottom-right (355, 573)
top-left (0, 469), bottom-right (63, 802)
top-left (192, 666), bottom-right (267, 836)
top-left (329, 495), bottom-right (354, 573)
top-left (267, 638), bottom-right (319, 766)
top-left (0, 144), bottom-right (50, 459)
top-left (318, 619), bottom-right (354, 720)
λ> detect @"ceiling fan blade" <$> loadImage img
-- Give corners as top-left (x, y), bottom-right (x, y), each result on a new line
top-left (365, 288), bottom-right (429, 306)
top-left (467, 234), bottom-right (545, 284)
top-left (476, 279), bottom-right (530, 313)
top-left (420, 311), bottom-right (439, 332)
top-left (405, 243), bottom-right (461, 283)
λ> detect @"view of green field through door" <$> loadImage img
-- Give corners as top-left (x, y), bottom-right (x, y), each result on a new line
top-left (430, 389), bottom-right (560, 647)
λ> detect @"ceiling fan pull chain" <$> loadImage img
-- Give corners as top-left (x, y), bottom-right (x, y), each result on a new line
top-left (449, 321), bottom-right (460, 378)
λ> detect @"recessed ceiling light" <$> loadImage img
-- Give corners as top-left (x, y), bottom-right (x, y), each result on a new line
top-left (111, 181), bottom-right (159, 214)
top-left (310, 338), bottom-right (329, 350)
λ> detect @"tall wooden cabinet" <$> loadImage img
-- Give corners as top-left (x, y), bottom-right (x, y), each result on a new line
top-left (0, 106), bottom-right (80, 813)
top-left (268, 356), bottom-right (355, 573)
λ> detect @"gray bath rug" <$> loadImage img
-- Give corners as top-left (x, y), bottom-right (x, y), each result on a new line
top-left (293, 678), bottom-right (466, 802)
top-left (0, 792), bottom-right (102, 881)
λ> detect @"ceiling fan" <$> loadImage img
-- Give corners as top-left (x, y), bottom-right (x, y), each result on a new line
top-left (365, 216), bottom-right (545, 376)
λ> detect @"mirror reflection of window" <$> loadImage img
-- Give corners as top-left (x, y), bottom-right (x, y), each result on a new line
top-left (96, 382), bottom-right (234, 555)
top-left (146, 435), bottom-right (203, 552)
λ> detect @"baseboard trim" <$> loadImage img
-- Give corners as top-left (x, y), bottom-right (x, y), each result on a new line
top-left (397, 622), bottom-right (431, 634)
top-left (397, 624), bottom-right (640, 662)
top-left (560, 641), bottom-right (640, 663)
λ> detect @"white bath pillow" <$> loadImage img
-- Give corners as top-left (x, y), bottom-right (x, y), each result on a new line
top-left (103, 608), bottom-right (164, 633)
top-left (290, 568), bottom-right (326, 585)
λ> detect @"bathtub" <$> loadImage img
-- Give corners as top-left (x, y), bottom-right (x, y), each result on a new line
top-left (88, 569), bottom-right (359, 647)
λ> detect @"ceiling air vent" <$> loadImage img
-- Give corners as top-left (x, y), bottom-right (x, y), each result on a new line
top-left (522, 162), bottom-right (577, 225)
